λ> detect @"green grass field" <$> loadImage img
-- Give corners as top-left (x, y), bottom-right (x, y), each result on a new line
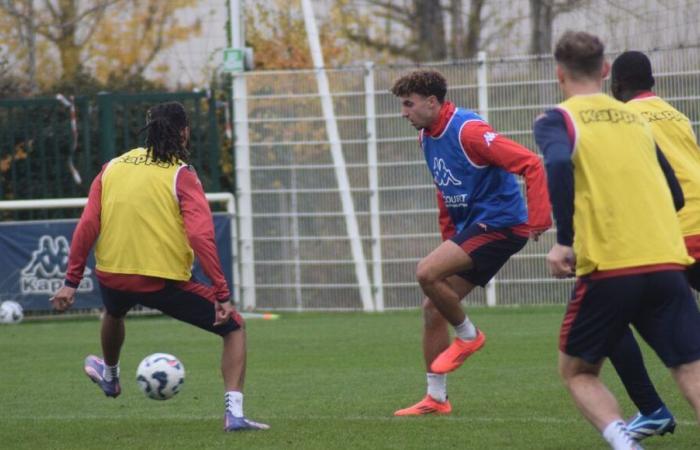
top-left (1, 306), bottom-right (698, 449)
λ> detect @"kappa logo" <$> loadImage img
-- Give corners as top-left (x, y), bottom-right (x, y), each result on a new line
top-left (433, 158), bottom-right (462, 187)
top-left (20, 235), bottom-right (93, 295)
top-left (579, 108), bottom-right (645, 125)
top-left (483, 131), bottom-right (497, 147)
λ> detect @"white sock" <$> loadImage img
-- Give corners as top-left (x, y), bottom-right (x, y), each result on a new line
top-left (103, 362), bottom-right (119, 382)
top-left (602, 420), bottom-right (638, 450)
top-left (225, 391), bottom-right (244, 417)
top-left (426, 373), bottom-right (447, 402)
top-left (454, 317), bottom-right (477, 340)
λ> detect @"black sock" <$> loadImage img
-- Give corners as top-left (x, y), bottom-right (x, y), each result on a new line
top-left (609, 327), bottom-right (664, 416)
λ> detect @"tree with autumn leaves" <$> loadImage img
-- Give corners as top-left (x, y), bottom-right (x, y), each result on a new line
top-left (0, 0), bottom-right (596, 97)
top-left (0, 0), bottom-right (202, 96)
top-left (0, 0), bottom-right (366, 97)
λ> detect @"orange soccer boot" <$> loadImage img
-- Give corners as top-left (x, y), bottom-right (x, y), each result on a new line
top-left (394, 395), bottom-right (452, 416)
top-left (430, 330), bottom-right (486, 374)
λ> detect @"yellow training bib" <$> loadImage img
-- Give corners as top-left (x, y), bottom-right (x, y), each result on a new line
top-left (558, 93), bottom-right (691, 275)
top-left (96, 148), bottom-right (194, 280)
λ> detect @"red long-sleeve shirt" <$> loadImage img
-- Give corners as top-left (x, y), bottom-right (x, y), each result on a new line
top-left (65, 164), bottom-right (230, 301)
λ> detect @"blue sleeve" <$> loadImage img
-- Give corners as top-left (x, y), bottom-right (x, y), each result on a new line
top-left (656, 145), bottom-right (684, 211)
top-left (533, 109), bottom-right (574, 246)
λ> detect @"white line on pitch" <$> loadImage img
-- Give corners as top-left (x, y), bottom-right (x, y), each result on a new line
top-left (0, 414), bottom-right (696, 426)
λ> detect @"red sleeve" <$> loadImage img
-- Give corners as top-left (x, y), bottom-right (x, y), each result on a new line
top-left (65, 167), bottom-right (104, 287)
top-left (436, 189), bottom-right (456, 241)
top-left (176, 167), bottom-right (231, 301)
top-left (459, 121), bottom-right (553, 232)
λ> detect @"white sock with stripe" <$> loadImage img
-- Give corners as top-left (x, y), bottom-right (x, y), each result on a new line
top-left (103, 362), bottom-right (119, 382)
top-left (603, 420), bottom-right (638, 450)
top-left (454, 317), bottom-right (477, 340)
top-left (225, 391), bottom-right (244, 417)
top-left (426, 373), bottom-right (447, 402)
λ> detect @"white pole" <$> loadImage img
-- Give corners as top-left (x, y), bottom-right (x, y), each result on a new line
top-left (477, 51), bottom-right (496, 308)
top-left (364, 61), bottom-right (383, 312)
top-left (301, 0), bottom-right (374, 311)
top-left (477, 51), bottom-right (489, 120)
top-left (229, 0), bottom-right (256, 310)
top-left (224, 194), bottom-right (242, 308)
top-left (290, 159), bottom-right (303, 311)
top-left (0, 193), bottom-right (234, 209)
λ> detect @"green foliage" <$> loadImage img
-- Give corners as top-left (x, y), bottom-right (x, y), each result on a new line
top-left (0, 307), bottom-right (698, 449)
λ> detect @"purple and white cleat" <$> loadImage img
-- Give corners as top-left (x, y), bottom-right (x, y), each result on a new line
top-left (224, 411), bottom-right (270, 432)
top-left (84, 355), bottom-right (121, 398)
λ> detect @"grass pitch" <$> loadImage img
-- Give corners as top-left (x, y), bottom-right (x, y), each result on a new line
top-left (0, 306), bottom-right (698, 449)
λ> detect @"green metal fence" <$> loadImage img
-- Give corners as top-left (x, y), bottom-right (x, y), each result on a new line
top-left (0, 91), bottom-right (231, 220)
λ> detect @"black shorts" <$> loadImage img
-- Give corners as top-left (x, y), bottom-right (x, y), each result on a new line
top-left (560, 268), bottom-right (700, 367)
top-left (100, 281), bottom-right (242, 336)
top-left (686, 262), bottom-right (700, 292)
top-left (450, 223), bottom-right (529, 287)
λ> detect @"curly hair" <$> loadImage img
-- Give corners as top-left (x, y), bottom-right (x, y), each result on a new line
top-left (554, 31), bottom-right (605, 80)
top-left (138, 101), bottom-right (191, 164)
top-left (391, 69), bottom-right (447, 103)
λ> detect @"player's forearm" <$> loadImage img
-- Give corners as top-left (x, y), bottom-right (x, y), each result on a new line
top-left (544, 156), bottom-right (574, 246)
top-left (522, 160), bottom-right (553, 231)
top-left (177, 170), bottom-right (231, 300)
top-left (534, 111), bottom-right (574, 245)
top-left (65, 225), bottom-right (96, 287)
top-left (485, 138), bottom-right (553, 231)
top-left (66, 172), bottom-right (103, 285)
top-left (188, 232), bottom-right (231, 300)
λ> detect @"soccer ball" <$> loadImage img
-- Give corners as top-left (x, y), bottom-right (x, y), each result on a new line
top-left (136, 353), bottom-right (185, 400)
top-left (0, 301), bottom-right (23, 324)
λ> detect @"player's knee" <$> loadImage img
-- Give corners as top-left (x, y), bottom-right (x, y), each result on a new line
top-left (558, 353), bottom-right (576, 382)
top-left (416, 259), bottom-right (438, 286)
top-left (557, 363), bottom-right (571, 384)
top-left (557, 364), bottom-right (583, 391)
top-left (222, 326), bottom-right (245, 341)
top-left (558, 355), bottom-right (600, 385)
top-left (103, 310), bottom-right (125, 321)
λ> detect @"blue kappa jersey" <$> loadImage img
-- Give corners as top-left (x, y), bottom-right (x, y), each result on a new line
top-left (421, 108), bottom-right (527, 233)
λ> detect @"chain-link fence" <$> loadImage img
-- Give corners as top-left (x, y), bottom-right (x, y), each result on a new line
top-left (235, 47), bottom-right (700, 311)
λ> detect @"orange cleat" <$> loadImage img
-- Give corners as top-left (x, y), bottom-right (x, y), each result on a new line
top-left (430, 330), bottom-right (486, 374)
top-left (394, 395), bottom-right (452, 416)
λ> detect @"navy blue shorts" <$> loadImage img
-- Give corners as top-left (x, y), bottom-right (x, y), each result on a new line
top-left (99, 281), bottom-right (242, 337)
top-left (560, 268), bottom-right (700, 367)
top-left (450, 223), bottom-right (529, 287)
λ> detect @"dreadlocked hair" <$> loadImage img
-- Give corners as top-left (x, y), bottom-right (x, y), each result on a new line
top-left (138, 101), bottom-right (191, 164)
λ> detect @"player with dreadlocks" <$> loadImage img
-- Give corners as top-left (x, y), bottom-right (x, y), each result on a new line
top-left (142, 101), bottom-right (191, 164)
top-left (50, 101), bottom-right (269, 432)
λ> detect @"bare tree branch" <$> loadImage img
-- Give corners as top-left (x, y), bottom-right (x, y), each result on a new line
top-left (42, 0), bottom-right (60, 22)
top-left (74, 1), bottom-right (122, 46)
top-left (68, 0), bottom-right (123, 32)
top-left (129, 1), bottom-right (169, 77)
top-left (343, 29), bottom-right (419, 59)
top-left (598, 0), bottom-right (645, 19)
top-left (529, 0), bottom-right (588, 54)
top-left (464, 0), bottom-right (485, 59)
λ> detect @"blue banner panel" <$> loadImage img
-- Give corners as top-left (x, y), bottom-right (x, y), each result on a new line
top-left (0, 213), bottom-right (232, 312)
